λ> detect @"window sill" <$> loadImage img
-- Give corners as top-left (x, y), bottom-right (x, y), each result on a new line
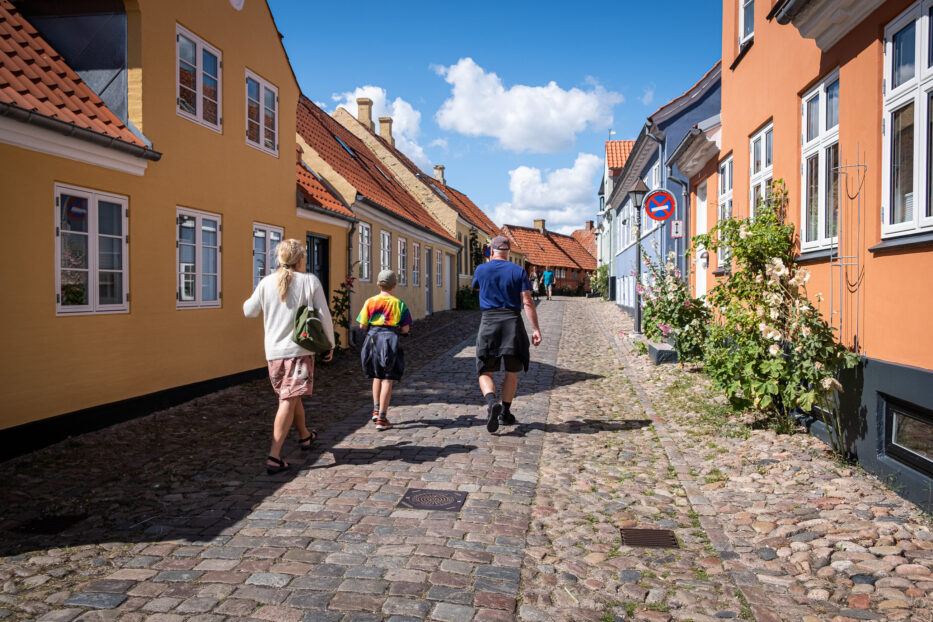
top-left (869, 231), bottom-right (933, 254)
top-left (796, 248), bottom-right (835, 263)
top-left (729, 38), bottom-right (753, 71)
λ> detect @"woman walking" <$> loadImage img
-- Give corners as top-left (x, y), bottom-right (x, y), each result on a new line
top-left (243, 239), bottom-right (335, 474)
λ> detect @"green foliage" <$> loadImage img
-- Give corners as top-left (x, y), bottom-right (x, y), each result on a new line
top-left (456, 285), bottom-right (480, 310)
top-left (690, 180), bottom-right (860, 444)
top-left (592, 264), bottom-right (610, 299)
top-left (468, 228), bottom-right (485, 272)
top-left (633, 340), bottom-right (649, 356)
top-left (329, 272), bottom-right (354, 352)
top-left (640, 247), bottom-right (710, 362)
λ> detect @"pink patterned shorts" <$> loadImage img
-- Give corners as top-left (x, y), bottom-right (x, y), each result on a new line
top-left (267, 356), bottom-right (314, 399)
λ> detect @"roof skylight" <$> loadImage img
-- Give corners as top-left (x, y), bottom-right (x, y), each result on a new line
top-left (333, 135), bottom-right (355, 157)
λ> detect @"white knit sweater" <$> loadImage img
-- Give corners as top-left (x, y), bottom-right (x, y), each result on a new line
top-left (243, 271), bottom-right (335, 360)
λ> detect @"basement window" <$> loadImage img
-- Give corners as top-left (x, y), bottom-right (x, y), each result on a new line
top-left (884, 395), bottom-right (933, 476)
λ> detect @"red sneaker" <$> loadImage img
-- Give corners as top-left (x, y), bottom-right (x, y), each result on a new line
top-left (375, 416), bottom-right (392, 431)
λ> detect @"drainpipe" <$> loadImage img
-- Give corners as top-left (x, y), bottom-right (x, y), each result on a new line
top-left (644, 123), bottom-right (664, 280)
top-left (667, 167), bottom-right (689, 282)
top-left (346, 220), bottom-right (357, 345)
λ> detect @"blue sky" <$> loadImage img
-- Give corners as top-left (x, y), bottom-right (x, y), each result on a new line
top-left (270, 1), bottom-right (722, 234)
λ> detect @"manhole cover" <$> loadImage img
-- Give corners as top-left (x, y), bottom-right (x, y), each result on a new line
top-left (398, 489), bottom-right (467, 512)
top-left (620, 528), bottom-right (679, 548)
top-left (15, 513), bottom-right (88, 534)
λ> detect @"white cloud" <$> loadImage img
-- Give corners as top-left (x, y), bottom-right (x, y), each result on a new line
top-left (332, 86), bottom-right (431, 169)
top-left (428, 137), bottom-right (449, 151)
top-left (434, 58), bottom-right (623, 153)
top-left (492, 153), bottom-right (602, 234)
top-left (641, 84), bottom-right (656, 106)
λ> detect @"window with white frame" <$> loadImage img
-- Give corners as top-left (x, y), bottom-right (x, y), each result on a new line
top-left (252, 223), bottom-right (282, 288)
top-left (245, 70), bottom-right (278, 156)
top-left (749, 122), bottom-right (773, 217)
top-left (739, 0), bottom-right (754, 44)
top-left (56, 184), bottom-right (128, 314)
top-left (435, 250), bottom-right (443, 287)
top-left (380, 231), bottom-right (391, 271)
top-left (398, 237), bottom-right (407, 285)
top-left (801, 73), bottom-right (840, 249)
top-left (177, 207), bottom-right (221, 308)
top-left (358, 222), bottom-right (371, 281)
top-left (718, 155), bottom-right (734, 267)
top-left (616, 207), bottom-right (624, 252)
top-left (412, 242), bottom-right (421, 286)
top-left (176, 24), bottom-right (221, 130)
top-left (882, 3), bottom-right (933, 237)
top-left (643, 171), bottom-right (660, 236)
top-left (652, 162), bottom-right (662, 188)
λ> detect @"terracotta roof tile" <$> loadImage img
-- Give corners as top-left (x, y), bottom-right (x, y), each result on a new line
top-left (606, 140), bottom-right (635, 169)
top-left (554, 231), bottom-right (596, 271)
top-left (501, 225), bottom-right (594, 271)
top-left (571, 226), bottom-right (597, 258)
top-left (297, 96), bottom-right (457, 244)
top-left (0, 0), bottom-right (146, 148)
top-left (296, 161), bottom-right (354, 219)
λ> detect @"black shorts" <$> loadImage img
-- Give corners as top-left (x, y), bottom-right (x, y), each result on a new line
top-left (479, 355), bottom-right (524, 373)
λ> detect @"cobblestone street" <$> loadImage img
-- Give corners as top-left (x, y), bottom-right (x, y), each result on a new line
top-left (1, 299), bottom-right (932, 621)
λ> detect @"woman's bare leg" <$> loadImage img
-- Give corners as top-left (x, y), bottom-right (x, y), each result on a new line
top-left (268, 397), bottom-right (297, 465)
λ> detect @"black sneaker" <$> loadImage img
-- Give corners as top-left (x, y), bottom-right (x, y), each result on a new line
top-left (486, 402), bottom-right (502, 433)
top-left (499, 412), bottom-right (516, 426)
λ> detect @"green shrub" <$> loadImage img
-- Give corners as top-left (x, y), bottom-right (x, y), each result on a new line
top-left (592, 264), bottom-right (610, 299)
top-left (640, 247), bottom-right (709, 363)
top-left (456, 285), bottom-right (479, 310)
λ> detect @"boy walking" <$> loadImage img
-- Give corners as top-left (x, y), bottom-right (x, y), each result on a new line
top-left (358, 270), bottom-right (412, 430)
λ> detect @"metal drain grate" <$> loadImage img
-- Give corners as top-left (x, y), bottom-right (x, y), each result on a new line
top-left (620, 528), bottom-right (679, 548)
top-left (397, 489), bottom-right (467, 512)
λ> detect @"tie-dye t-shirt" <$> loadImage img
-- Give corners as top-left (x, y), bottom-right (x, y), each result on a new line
top-left (357, 294), bottom-right (413, 328)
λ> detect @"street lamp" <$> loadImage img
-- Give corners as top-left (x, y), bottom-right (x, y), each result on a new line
top-left (629, 178), bottom-right (650, 334)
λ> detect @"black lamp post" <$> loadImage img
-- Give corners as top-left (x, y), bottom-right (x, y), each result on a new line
top-left (629, 178), bottom-right (650, 334)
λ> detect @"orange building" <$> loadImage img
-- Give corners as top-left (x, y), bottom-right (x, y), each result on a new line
top-left (676, 0), bottom-right (933, 501)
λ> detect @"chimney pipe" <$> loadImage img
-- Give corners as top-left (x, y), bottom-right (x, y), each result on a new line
top-left (357, 98), bottom-right (374, 131)
top-left (586, 220), bottom-right (594, 230)
top-left (534, 219), bottom-right (546, 233)
top-left (379, 116), bottom-right (394, 147)
top-left (433, 165), bottom-right (446, 185)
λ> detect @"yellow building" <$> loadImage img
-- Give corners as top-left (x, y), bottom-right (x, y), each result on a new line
top-left (0, 0), bottom-right (343, 448)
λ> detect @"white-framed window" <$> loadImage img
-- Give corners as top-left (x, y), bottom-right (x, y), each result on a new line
top-left (252, 223), bottom-right (282, 289)
top-left (616, 206), bottom-right (625, 253)
top-left (882, 2), bottom-right (933, 238)
top-left (801, 72), bottom-right (840, 250)
top-left (176, 207), bottom-right (221, 308)
top-left (412, 242), bottom-right (421, 286)
top-left (652, 162), bottom-right (662, 189)
top-left (398, 237), bottom-right (408, 285)
top-left (358, 222), bottom-right (371, 281)
top-left (718, 155), bottom-right (734, 267)
top-left (380, 230), bottom-right (392, 271)
top-left (643, 170), bottom-right (661, 237)
top-left (55, 184), bottom-right (128, 315)
top-left (739, 0), bottom-right (754, 45)
top-left (176, 24), bottom-right (221, 131)
top-left (749, 122), bottom-right (774, 217)
top-left (245, 69), bottom-right (278, 156)
top-left (436, 250), bottom-right (443, 287)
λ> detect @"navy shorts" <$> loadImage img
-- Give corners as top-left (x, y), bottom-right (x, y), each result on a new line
top-left (479, 355), bottom-right (524, 373)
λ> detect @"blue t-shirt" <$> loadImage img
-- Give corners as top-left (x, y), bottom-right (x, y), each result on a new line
top-left (542, 270), bottom-right (555, 286)
top-left (472, 260), bottom-right (532, 310)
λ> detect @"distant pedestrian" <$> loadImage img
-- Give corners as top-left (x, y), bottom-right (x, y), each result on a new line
top-left (472, 236), bottom-right (542, 433)
top-left (529, 268), bottom-right (540, 302)
top-left (358, 269), bottom-right (412, 431)
top-left (243, 239), bottom-right (335, 474)
top-left (542, 266), bottom-right (555, 300)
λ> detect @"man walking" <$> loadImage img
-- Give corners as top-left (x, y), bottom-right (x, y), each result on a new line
top-left (542, 266), bottom-right (555, 300)
top-left (472, 236), bottom-right (542, 433)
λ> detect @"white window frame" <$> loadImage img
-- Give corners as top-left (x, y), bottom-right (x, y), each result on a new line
top-left (175, 24), bottom-right (222, 132)
top-left (245, 69), bottom-right (278, 156)
top-left (55, 184), bottom-right (129, 315)
top-left (718, 155), bottom-right (734, 268)
top-left (739, 0), bottom-right (754, 45)
top-left (749, 122), bottom-right (773, 218)
top-left (252, 223), bottom-right (282, 289)
top-left (358, 222), bottom-right (371, 281)
top-left (398, 237), bottom-right (408, 285)
top-left (642, 171), bottom-right (661, 237)
top-left (380, 230), bottom-right (392, 271)
top-left (176, 207), bottom-right (222, 309)
top-left (801, 72), bottom-right (840, 250)
top-left (412, 242), bottom-right (421, 286)
top-left (436, 250), bottom-right (443, 287)
top-left (882, 2), bottom-right (933, 238)
top-left (652, 162), bottom-right (662, 189)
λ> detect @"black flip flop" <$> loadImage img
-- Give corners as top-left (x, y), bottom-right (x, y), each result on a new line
top-left (298, 430), bottom-right (318, 451)
top-left (266, 455), bottom-right (289, 474)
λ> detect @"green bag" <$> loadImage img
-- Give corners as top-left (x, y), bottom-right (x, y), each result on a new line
top-left (291, 276), bottom-right (332, 353)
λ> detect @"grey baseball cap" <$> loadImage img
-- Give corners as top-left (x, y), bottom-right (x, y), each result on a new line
top-left (490, 235), bottom-right (510, 250)
top-left (377, 269), bottom-right (397, 287)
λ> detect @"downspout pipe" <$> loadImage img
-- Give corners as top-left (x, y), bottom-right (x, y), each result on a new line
top-left (667, 167), bottom-right (690, 283)
top-left (774, 0), bottom-right (810, 25)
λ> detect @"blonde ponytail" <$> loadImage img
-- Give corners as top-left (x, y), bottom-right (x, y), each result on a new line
top-left (275, 238), bottom-right (305, 301)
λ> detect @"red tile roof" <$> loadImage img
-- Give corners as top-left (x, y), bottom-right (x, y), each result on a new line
top-left (296, 161), bottom-right (354, 219)
top-left (606, 140), bottom-right (635, 170)
top-left (501, 225), bottom-right (596, 271)
top-left (297, 96), bottom-right (456, 244)
top-left (0, 0), bottom-right (148, 149)
top-left (571, 225), bottom-right (597, 258)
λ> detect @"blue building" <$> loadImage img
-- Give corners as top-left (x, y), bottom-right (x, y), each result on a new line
top-left (606, 62), bottom-right (721, 320)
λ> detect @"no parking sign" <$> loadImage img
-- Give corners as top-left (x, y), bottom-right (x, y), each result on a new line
top-left (644, 189), bottom-right (677, 222)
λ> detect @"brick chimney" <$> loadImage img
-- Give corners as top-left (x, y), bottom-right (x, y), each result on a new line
top-left (356, 98), bottom-right (374, 131)
top-left (534, 219), bottom-right (546, 233)
top-left (379, 116), bottom-right (394, 147)
top-left (586, 220), bottom-right (594, 230)
top-left (433, 165), bottom-right (446, 185)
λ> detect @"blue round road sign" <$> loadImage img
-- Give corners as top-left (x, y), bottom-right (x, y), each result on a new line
top-left (644, 189), bottom-right (677, 222)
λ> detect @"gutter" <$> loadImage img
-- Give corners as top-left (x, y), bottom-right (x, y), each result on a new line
top-left (298, 194), bottom-right (358, 223)
top-left (0, 101), bottom-right (162, 162)
top-left (666, 127), bottom-right (703, 169)
top-left (774, 0), bottom-right (810, 24)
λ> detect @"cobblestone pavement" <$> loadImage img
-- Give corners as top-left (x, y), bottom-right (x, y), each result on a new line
top-left (2, 298), bottom-right (932, 622)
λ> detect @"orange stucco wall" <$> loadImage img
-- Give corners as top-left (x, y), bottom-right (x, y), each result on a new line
top-left (719, 0), bottom-right (932, 371)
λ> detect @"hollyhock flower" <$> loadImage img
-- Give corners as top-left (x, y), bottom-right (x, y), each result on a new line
top-left (658, 323), bottom-right (671, 336)
top-left (821, 377), bottom-right (843, 392)
top-left (769, 344), bottom-right (781, 356)
top-left (739, 224), bottom-right (749, 239)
